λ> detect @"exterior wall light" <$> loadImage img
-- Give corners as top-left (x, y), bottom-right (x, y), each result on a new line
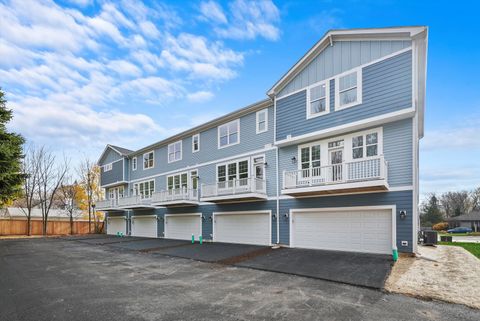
top-left (399, 210), bottom-right (407, 220)
top-left (291, 156), bottom-right (297, 164)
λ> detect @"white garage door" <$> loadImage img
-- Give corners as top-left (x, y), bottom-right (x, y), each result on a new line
top-left (214, 212), bottom-right (271, 246)
top-left (291, 209), bottom-right (392, 254)
top-left (107, 217), bottom-right (126, 235)
top-left (165, 214), bottom-right (202, 240)
top-left (132, 216), bottom-right (157, 238)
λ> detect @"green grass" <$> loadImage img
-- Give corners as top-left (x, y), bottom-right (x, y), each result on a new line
top-left (438, 242), bottom-right (480, 259)
top-left (438, 232), bottom-right (480, 237)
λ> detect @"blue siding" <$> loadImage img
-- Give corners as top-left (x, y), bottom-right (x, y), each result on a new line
top-left (279, 40), bottom-right (411, 97)
top-left (279, 190), bottom-right (413, 252)
top-left (129, 200), bottom-right (278, 244)
top-left (276, 50), bottom-right (412, 141)
top-left (384, 119), bottom-right (413, 187)
top-left (99, 148), bottom-right (123, 165)
top-left (100, 159), bottom-right (124, 186)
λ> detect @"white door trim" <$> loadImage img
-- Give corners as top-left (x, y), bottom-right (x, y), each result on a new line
top-left (289, 205), bottom-right (396, 251)
top-left (164, 213), bottom-right (202, 239)
top-left (212, 210), bottom-right (272, 246)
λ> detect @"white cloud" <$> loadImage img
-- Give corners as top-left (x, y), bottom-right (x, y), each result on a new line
top-left (199, 1), bottom-right (228, 24)
top-left (199, 0), bottom-right (281, 41)
top-left (187, 91), bottom-right (214, 103)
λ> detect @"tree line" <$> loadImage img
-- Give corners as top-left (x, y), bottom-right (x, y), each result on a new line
top-left (0, 88), bottom-right (103, 235)
top-left (420, 188), bottom-right (480, 227)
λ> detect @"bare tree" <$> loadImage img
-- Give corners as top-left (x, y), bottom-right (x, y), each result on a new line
top-left (471, 187), bottom-right (480, 211)
top-left (77, 158), bottom-right (99, 233)
top-left (19, 145), bottom-right (41, 235)
top-left (36, 149), bottom-right (68, 235)
top-left (58, 176), bottom-right (81, 235)
top-left (440, 191), bottom-right (473, 218)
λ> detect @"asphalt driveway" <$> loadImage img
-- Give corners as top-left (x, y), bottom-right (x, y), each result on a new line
top-left (0, 238), bottom-right (478, 321)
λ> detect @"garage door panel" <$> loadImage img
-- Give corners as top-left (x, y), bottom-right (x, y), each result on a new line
top-left (107, 217), bottom-right (126, 235)
top-left (292, 209), bottom-right (392, 254)
top-left (132, 217), bottom-right (157, 238)
top-left (214, 213), bottom-right (270, 246)
top-left (165, 215), bottom-right (201, 240)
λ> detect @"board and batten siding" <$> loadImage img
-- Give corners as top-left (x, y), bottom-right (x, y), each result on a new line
top-left (100, 159), bottom-right (124, 187)
top-left (278, 40), bottom-right (412, 97)
top-left (129, 106), bottom-right (274, 182)
top-left (278, 190), bottom-right (413, 252)
top-left (276, 50), bottom-right (413, 141)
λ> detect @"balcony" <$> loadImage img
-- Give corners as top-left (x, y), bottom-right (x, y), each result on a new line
top-left (282, 156), bottom-right (389, 196)
top-left (200, 177), bottom-right (267, 203)
top-left (96, 199), bottom-right (122, 211)
top-left (117, 195), bottom-right (154, 209)
top-left (151, 188), bottom-right (199, 207)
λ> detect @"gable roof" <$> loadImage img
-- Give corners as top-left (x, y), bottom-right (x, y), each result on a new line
top-left (97, 144), bottom-right (131, 165)
top-left (267, 26), bottom-right (427, 97)
top-left (447, 211), bottom-right (480, 221)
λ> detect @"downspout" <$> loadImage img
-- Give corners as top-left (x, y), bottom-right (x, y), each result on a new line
top-left (274, 95), bottom-right (280, 244)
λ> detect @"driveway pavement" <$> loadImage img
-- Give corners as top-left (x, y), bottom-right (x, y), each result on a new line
top-left (453, 236), bottom-right (480, 243)
top-left (1, 238), bottom-right (478, 321)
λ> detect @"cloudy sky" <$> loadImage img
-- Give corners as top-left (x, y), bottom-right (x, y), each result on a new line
top-left (1, 0), bottom-right (479, 198)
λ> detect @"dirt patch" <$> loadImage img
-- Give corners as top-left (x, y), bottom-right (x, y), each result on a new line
top-left (216, 247), bottom-right (274, 265)
top-left (385, 245), bottom-right (480, 309)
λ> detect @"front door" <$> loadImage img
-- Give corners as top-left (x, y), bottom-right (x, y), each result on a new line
top-left (329, 141), bottom-right (344, 182)
top-left (253, 157), bottom-right (265, 192)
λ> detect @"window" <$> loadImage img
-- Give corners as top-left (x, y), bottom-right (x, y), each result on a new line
top-left (217, 159), bottom-right (249, 182)
top-left (168, 141), bottom-right (182, 163)
top-left (192, 134), bottom-right (200, 153)
top-left (167, 173), bottom-right (188, 190)
top-left (103, 163), bottom-right (112, 172)
top-left (256, 109), bottom-right (268, 134)
top-left (133, 180), bottom-right (154, 199)
top-left (218, 119), bottom-right (239, 148)
top-left (308, 82), bottom-right (328, 118)
top-left (300, 145), bottom-right (321, 170)
top-left (352, 132), bottom-right (378, 159)
top-left (143, 151), bottom-right (154, 169)
top-left (190, 170), bottom-right (198, 190)
top-left (336, 69), bottom-right (362, 109)
top-left (132, 157), bottom-right (137, 171)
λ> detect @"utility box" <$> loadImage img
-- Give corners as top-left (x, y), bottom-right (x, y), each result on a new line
top-left (440, 235), bottom-right (452, 242)
top-left (424, 231), bottom-right (438, 245)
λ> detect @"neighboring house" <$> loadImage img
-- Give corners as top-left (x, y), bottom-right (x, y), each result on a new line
top-left (0, 207), bottom-right (84, 221)
top-left (447, 211), bottom-right (480, 232)
top-left (97, 26), bottom-right (428, 255)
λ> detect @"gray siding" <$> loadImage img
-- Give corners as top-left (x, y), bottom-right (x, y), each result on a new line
top-left (129, 106), bottom-right (274, 182)
top-left (278, 190), bottom-right (413, 252)
top-left (99, 148), bottom-right (123, 165)
top-left (279, 40), bottom-right (411, 97)
top-left (384, 119), bottom-right (413, 187)
top-left (277, 119), bottom-right (413, 188)
top-left (276, 50), bottom-right (412, 141)
top-left (100, 159), bottom-right (124, 186)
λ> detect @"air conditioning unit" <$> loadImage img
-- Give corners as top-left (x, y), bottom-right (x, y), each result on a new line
top-left (423, 231), bottom-right (438, 245)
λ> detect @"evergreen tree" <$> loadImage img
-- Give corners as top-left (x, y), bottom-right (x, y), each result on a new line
top-left (0, 88), bottom-right (25, 206)
top-left (420, 193), bottom-right (444, 226)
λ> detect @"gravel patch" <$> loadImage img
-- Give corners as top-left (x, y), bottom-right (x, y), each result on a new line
top-left (385, 245), bottom-right (480, 309)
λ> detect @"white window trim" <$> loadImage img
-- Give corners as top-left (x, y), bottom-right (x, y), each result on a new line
top-left (103, 163), bottom-right (113, 172)
top-left (166, 171), bottom-right (190, 190)
top-left (256, 109), bottom-right (269, 134)
top-left (335, 66), bottom-right (363, 111)
top-left (143, 151), bottom-right (154, 170)
top-left (192, 134), bottom-right (200, 153)
top-left (215, 157), bottom-right (250, 182)
top-left (132, 157), bottom-right (137, 171)
top-left (297, 127), bottom-right (382, 170)
top-left (217, 119), bottom-right (240, 149)
top-left (306, 80), bottom-right (330, 119)
top-left (168, 140), bottom-right (182, 163)
top-left (133, 179), bottom-right (155, 198)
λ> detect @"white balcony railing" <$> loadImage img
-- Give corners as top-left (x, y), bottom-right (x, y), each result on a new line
top-left (152, 188), bottom-right (199, 204)
top-left (201, 177), bottom-right (266, 199)
top-left (96, 198), bottom-right (118, 210)
top-left (117, 195), bottom-right (152, 208)
top-left (283, 156), bottom-right (388, 189)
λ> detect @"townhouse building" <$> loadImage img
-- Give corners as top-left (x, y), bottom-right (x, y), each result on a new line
top-left (97, 26), bottom-right (428, 255)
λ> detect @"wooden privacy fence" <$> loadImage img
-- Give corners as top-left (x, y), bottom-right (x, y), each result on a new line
top-left (0, 219), bottom-right (102, 235)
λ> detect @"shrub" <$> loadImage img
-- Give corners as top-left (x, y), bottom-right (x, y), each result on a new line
top-left (432, 222), bottom-right (449, 231)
